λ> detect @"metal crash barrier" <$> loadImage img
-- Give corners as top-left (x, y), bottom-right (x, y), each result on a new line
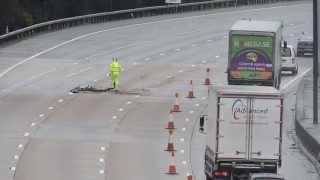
top-left (0, 0), bottom-right (305, 45)
top-left (295, 72), bottom-right (320, 164)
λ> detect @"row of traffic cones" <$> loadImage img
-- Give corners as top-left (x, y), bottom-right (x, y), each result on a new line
top-left (164, 68), bottom-right (212, 178)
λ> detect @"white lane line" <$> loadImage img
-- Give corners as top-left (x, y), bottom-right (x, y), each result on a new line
top-left (185, 118), bottom-right (190, 122)
top-left (180, 138), bottom-right (185, 142)
top-left (126, 101), bottom-right (132, 105)
top-left (66, 67), bottom-right (93, 78)
top-left (144, 57), bottom-right (151, 61)
top-left (14, 155), bottom-right (19, 160)
top-left (30, 122), bottom-right (36, 127)
top-left (99, 169), bottom-right (105, 174)
top-left (24, 132), bottom-right (30, 137)
top-left (58, 99), bottom-right (64, 103)
top-left (18, 144), bottom-right (23, 149)
top-left (180, 149), bottom-right (185, 154)
top-left (182, 161), bottom-right (187, 165)
top-left (281, 67), bottom-right (312, 90)
top-left (182, 127), bottom-right (186, 132)
top-left (48, 106), bottom-right (54, 110)
top-left (0, 3), bottom-right (305, 79)
top-left (10, 167), bottom-right (16, 171)
top-left (39, 113), bottom-right (45, 117)
top-left (119, 108), bottom-right (124, 112)
top-left (99, 158), bottom-right (105, 163)
top-left (160, 53), bottom-right (165, 56)
top-left (112, 115), bottom-right (117, 120)
top-left (100, 146), bottom-right (106, 151)
top-left (176, 48), bottom-right (181, 52)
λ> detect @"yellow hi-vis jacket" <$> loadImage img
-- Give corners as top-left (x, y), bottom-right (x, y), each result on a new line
top-left (109, 61), bottom-right (121, 74)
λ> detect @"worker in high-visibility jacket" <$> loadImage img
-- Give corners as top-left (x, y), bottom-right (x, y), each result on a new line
top-left (109, 58), bottom-right (122, 90)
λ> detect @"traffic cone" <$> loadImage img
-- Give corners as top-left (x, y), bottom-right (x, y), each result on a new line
top-left (172, 92), bottom-right (181, 112)
top-left (204, 68), bottom-right (211, 85)
top-left (165, 133), bottom-right (176, 152)
top-left (166, 152), bottom-right (178, 175)
top-left (166, 111), bottom-right (176, 134)
top-left (186, 80), bottom-right (195, 98)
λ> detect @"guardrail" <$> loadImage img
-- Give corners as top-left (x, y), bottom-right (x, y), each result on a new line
top-left (295, 72), bottom-right (320, 165)
top-left (0, 0), bottom-right (305, 45)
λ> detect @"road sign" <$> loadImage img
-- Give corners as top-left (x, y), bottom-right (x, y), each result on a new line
top-left (165, 0), bottom-right (181, 4)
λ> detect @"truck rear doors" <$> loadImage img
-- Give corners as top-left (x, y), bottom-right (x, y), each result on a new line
top-left (217, 96), bottom-right (282, 161)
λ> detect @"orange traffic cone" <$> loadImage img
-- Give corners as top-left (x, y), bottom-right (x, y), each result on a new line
top-left (165, 133), bottom-right (176, 152)
top-left (166, 111), bottom-right (176, 134)
top-left (186, 80), bottom-right (195, 98)
top-left (204, 68), bottom-right (211, 85)
top-left (172, 92), bottom-right (181, 112)
top-left (166, 152), bottom-right (178, 175)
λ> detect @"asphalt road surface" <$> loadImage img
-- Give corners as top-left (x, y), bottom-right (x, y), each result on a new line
top-left (0, 1), bottom-right (318, 180)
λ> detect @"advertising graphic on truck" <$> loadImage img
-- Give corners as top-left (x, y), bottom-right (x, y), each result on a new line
top-left (229, 35), bottom-right (274, 80)
top-left (227, 20), bottom-right (283, 89)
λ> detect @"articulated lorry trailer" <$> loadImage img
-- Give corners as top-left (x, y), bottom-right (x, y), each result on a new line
top-left (227, 20), bottom-right (283, 89)
top-left (204, 85), bottom-right (283, 180)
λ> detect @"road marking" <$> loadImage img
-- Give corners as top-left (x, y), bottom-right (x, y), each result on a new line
top-left (18, 144), bottom-right (23, 148)
top-left (0, 3), bottom-right (307, 79)
top-left (185, 118), bottom-right (190, 122)
top-left (195, 103), bottom-right (200, 107)
top-left (31, 122), bottom-right (36, 127)
top-left (58, 99), bottom-right (64, 103)
top-left (180, 138), bottom-right (185, 142)
top-left (66, 67), bottom-right (92, 78)
top-left (144, 57), bottom-right (151, 61)
top-left (99, 158), bottom-right (105, 163)
top-left (99, 169), bottom-right (105, 174)
top-left (182, 161), bottom-right (187, 165)
top-left (24, 132), bottom-right (30, 137)
top-left (119, 108), bottom-right (124, 112)
top-left (215, 55), bottom-right (220, 58)
top-left (39, 113), bottom-right (45, 117)
top-left (10, 167), bottom-right (16, 171)
top-left (176, 48), bottom-right (181, 52)
top-left (182, 127), bottom-right (186, 132)
top-left (14, 155), bottom-right (19, 160)
top-left (48, 106), bottom-right (54, 110)
top-left (189, 110), bottom-right (194, 114)
top-left (281, 67), bottom-right (312, 90)
top-left (178, 70), bottom-right (184, 73)
top-left (207, 39), bottom-right (212, 42)
top-left (112, 115), bottom-right (117, 120)
top-left (100, 146), bottom-right (106, 151)
top-left (180, 149), bottom-right (185, 154)
top-left (127, 101), bottom-right (132, 105)
top-left (160, 53), bottom-right (165, 56)
top-left (201, 60), bottom-right (207, 64)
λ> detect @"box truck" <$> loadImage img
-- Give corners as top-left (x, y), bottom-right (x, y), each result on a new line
top-left (227, 20), bottom-right (283, 89)
top-left (204, 85), bottom-right (283, 180)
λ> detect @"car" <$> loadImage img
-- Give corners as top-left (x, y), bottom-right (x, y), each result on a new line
top-left (249, 173), bottom-right (285, 180)
top-left (281, 45), bottom-right (298, 75)
top-left (297, 37), bottom-right (313, 57)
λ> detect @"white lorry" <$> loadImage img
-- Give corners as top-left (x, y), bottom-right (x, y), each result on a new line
top-left (204, 85), bottom-right (283, 180)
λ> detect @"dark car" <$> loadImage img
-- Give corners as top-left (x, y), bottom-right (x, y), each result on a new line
top-left (297, 39), bottom-right (313, 57)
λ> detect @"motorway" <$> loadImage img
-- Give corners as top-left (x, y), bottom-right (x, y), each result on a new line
top-left (0, 1), bottom-right (318, 180)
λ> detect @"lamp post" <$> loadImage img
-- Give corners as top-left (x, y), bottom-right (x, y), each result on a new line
top-left (313, 0), bottom-right (318, 124)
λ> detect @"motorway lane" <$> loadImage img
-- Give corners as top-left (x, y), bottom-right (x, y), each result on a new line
top-left (0, 1), bottom-right (316, 180)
